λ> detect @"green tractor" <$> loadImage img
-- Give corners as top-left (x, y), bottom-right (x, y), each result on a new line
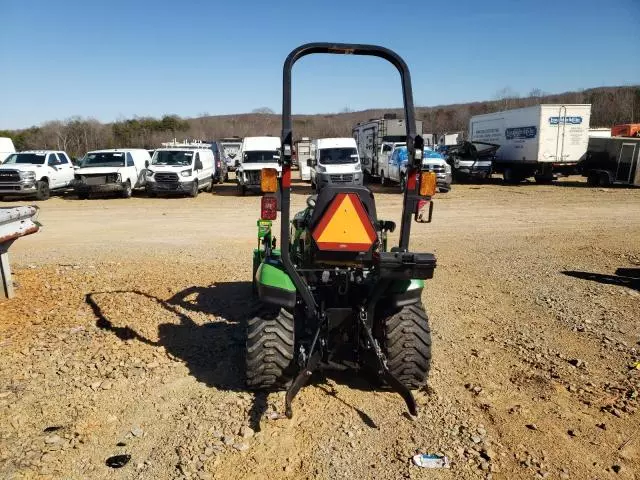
top-left (248, 43), bottom-right (438, 418)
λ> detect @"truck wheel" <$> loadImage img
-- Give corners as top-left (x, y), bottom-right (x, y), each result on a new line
top-left (379, 302), bottom-right (432, 389)
top-left (503, 168), bottom-right (522, 185)
top-left (598, 172), bottom-right (611, 187)
top-left (147, 188), bottom-right (157, 198)
top-left (586, 172), bottom-right (599, 187)
top-left (237, 183), bottom-right (246, 196)
top-left (189, 180), bottom-right (199, 198)
top-left (35, 180), bottom-right (50, 201)
top-left (246, 306), bottom-right (295, 390)
top-left (121, 181), bottom-right (132, 198)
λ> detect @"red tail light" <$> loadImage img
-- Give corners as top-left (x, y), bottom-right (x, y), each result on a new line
top-left (261, 196), bottom-right (277, 220)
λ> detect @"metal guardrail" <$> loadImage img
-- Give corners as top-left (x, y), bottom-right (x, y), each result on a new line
top-left (0, 206), bottom-right (40, 299)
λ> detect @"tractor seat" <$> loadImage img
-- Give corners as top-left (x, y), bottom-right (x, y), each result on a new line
top-left (308, 185), bottom-right (378, 229)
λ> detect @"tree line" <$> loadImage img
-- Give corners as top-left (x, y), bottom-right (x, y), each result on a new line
top-left (1, 85), bottom-right (638, 159)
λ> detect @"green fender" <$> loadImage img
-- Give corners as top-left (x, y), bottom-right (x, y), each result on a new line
top-left (386, 279), bottom-right (424, 307)
top-left (255, 258), bottom-right (296, 309)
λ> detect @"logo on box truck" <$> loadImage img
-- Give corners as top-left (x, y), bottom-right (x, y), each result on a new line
top-left (505, 126), bottom-right (537, 140)
top-left (549, 116), bottom-right (583, 125)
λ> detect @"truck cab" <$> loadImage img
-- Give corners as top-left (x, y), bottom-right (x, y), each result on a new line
top-left (73, 149), bottom-right (150, 199)
top-left (236, 136), bottom-right (282, 195)
top-left (388, 145), bottom-right (452, 192)
top-left (146, 148), bottom-right (215, 197)
top-left (309, 138), bottom-right (362, 192)
top-left (0, 150), bottom-right (74, 200)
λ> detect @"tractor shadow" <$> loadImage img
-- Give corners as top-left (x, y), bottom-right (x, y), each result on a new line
top-left (562, 268), bottom-right (640, 292)
top-left (88, 283), bottom-right (406, 431)
top-left (87, 282), bottom-right (272, 431)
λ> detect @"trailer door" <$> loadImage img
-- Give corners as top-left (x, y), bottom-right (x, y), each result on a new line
top-left (616, 143), bottom-right (636, 183)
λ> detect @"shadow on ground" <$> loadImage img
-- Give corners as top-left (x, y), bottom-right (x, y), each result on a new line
top-left (562, 268), bottom-right (640, 292)
top-left (87, 282), bottom-right (414, 430)
top-left (86, 282), bottom-right (274, 430)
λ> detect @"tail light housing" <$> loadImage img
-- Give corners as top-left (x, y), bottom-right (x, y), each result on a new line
top-left (261, 195), bottom-right (277, 220)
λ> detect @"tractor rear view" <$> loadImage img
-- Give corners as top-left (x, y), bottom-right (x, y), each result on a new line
top-left (247, 43), bottom-right (439, 418)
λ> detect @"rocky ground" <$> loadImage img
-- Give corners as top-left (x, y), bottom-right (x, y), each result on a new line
top-left (0, 177), bottom-right (639, 479)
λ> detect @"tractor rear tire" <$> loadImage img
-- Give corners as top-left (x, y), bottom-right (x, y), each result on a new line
top-left (380, 302), bottom-right (432, 389)
top-left (246, 306), bottom-right (295, 390)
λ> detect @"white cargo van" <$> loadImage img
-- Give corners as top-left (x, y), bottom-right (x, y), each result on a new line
top-left (0, 138), bottom-right (16, 163)
top-left (73, 149), bottom-right (150, 199)
top-left (468, 104), bottom-right (591, 183)
top-left (235, 136), bottom-right (282, 195)
top-left (145, 148), bottom-right (214, 197)
top-left (309, 137), bottom-right (362, 191)
top-left (0, 150), bottom-right (74, 200)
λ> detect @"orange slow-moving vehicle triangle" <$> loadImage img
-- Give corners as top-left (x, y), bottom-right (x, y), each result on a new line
top-left (312, 193), bottom-right (377, 251)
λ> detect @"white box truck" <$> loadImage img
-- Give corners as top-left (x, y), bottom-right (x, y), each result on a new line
top-left (352, 114), bottom-right (423, 181)
top-left (468, 104), bottom-right (591, 183)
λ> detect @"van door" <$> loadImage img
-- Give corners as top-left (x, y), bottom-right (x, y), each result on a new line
top-left (616, 143), bottom-right (636, 183)
top-left (202, 151), bottom-right (214, 184)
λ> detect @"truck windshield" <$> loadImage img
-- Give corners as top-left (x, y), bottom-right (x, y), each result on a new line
top-left (3, 153), bottom-right (46, 165)
top-left (243, 151), bottom-right (279, 163)
top-left (152, 150), bottom-right (193, 166)
top-left (82, 152), bottom-right (125, 167)
top-left (319, 148), bottom-right (358, 165)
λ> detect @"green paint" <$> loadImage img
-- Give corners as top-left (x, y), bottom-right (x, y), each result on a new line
top-left (256, 261), bottom-right (296, 292)
top-left (389, 279), bottom-right (424, 293)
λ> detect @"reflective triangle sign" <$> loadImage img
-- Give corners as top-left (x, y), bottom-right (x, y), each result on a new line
top-left (312, 193), bottom-right (377, 251)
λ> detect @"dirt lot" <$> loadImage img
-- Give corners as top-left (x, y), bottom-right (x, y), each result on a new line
top-left (1, 177), bottom-right (639, 480)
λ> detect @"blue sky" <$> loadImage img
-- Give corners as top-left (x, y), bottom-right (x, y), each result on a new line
top-left (1, 0), bottom-right (639, 129)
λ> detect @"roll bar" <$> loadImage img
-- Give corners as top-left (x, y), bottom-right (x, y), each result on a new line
top-left (279, 43), bottom-right (424, 316)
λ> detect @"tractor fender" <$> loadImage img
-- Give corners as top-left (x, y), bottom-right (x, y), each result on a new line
top-left (256, 260), bottom-right (296, 309)
top-left (384, 279), bottom-right (424, 308)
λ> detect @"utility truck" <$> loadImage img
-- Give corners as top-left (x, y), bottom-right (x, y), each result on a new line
top-left (353, 114), bottom-right (423, 181)
top-left (468, 104), bottom-right (592, 183)
top-left (235, 136), bottom-right (281, 195)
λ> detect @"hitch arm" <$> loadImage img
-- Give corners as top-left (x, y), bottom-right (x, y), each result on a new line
top-left (358, 309), bottom-right (418, 417)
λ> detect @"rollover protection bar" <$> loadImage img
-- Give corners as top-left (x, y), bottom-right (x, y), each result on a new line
top-left (279, 42), bottom-right (425, 318)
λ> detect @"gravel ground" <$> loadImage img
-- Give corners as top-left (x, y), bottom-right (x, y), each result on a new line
top-left (0, 177), bottom-right (639, 479)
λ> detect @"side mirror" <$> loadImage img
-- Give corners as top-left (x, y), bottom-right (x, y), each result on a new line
top-left (235, 159), bottom-right (241, 167)
top-left (306, 158), bottom-right (313, 167)
top-left (195, 160), bottom-right (203, 171)
top-left (145, 160), bottom-right (149, 168)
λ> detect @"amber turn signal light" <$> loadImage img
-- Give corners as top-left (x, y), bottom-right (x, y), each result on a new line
top-left (419, 171), bottom-right (437, 197)
top-left (260, 168), bottom-right (278, 193)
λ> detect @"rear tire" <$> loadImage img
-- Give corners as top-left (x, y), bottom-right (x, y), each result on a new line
top-left (503, 168), bottom-right (523, 185)
top-left (380, 302), bottom-right (432, 389)
top-left (35, 180), bottom-right (50, 201)
top-left (586, 172), bottom-right (599, 187)
top-left (246, 307), bottom-right (295, 390)
top-left (237, 183), bottom-right (246, 196)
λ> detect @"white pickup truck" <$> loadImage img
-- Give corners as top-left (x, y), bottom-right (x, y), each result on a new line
top-left (73, 149), bottom-right (151, 199)
top-left (0, 150), bottom-right (74, 200)
top-left (386, 146), bottom-right (452, 192)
